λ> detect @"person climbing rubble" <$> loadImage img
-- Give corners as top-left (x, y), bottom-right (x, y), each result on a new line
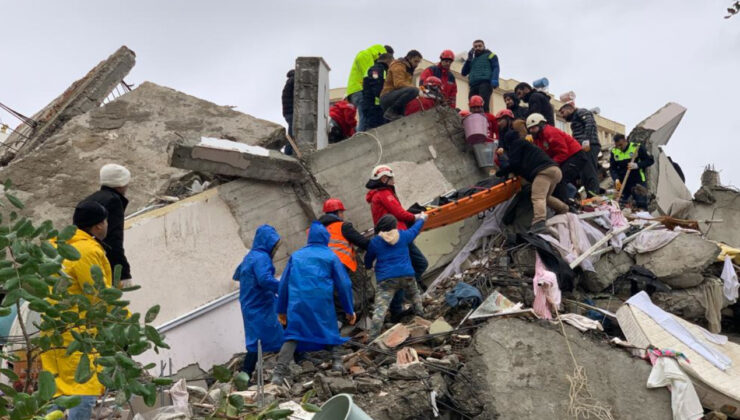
top-left (610, 133), bottom-right (654, 209)
top-left (318, 198), bottom-right (373, 317)
top-left (558, 103), bottom-right (602, 174)
top-left (515, 82), bottom-right (555, 125)
top-left (495, 109), bottom-right (527, 141)
top-left (328, 100), bottom-right (357, 143)
top-left (362, 53), bottom-right (394, 130)
top-left (404, 76), bottom-right (447, 116)
top-left (380, 50), bottom-right (423, 121)
top-left (419, 50), bottom-right (458, 107)
top-left (496, 131), bottom-right (569, 233)
top-left (461, 39), bottom-right (500, 113)
top-left (83, 163), bottom-right (132, 288)
top-left (364, 213), bottom-right (427, 339)
top-left (233, 225), bottom-right (284, 380)
top-left (527, 113), bottom-right (601, 199)
top-left (346, 44), bottom-right (394, 131)
top-left (271, 222), bottom-right (356, 385)
top-left (470, 95), bottom-right (498, 140)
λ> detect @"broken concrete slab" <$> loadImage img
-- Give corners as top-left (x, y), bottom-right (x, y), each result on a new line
top-left (585, 250), bottom-right (635, 292)
top-left (688, 169), bottom-right (740, 248)
top-left (387, 362), bottom-right (429, 380)
top-left (293, 57), bottom-right (330, 153)
top-left (634, 233), bottom-right (720, 288)
top-left (451, 318), bottom-right (671, 419)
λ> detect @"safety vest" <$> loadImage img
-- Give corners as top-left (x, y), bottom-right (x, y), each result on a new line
top-left (326, 222), bottom-right (357, 272)
top-left (611, 142), bottom-right (646, 182)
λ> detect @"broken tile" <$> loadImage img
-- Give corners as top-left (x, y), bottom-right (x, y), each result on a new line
top-left (376, 323), bottom-right (410, 348)
top-left (396, 347), bottom-right (420, 365)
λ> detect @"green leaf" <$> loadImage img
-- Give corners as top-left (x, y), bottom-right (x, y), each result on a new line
top-left (37, 371), bottom-right (56, 401)
top-left (0, 383), bottom-right (17, 398)
top-left (56, 243), bottom-right (80, 261)
top-left (152, 377), bottom-right (173, 386)
top-left (228, 394), bottom-right (245, 410)
top-left (53, 395), bottom-right (81, 409)
top-left (263, 409), bottom-right (295, 419)
top-left (1, 289), bottom-right (22, 307)
top-left (301, 389), bottom-right (315, 404)
top-left (57, 225), bottom-right (77, 242)
top-left (60, 311), bottom-right (79, 323)
top-left (90, 265), bottom-right (104, 287)
top-left (144, 325), bottom-right (165, 346)
top-left (0, 368), bottom-right (18, 382)
top-left (114, 352), bottom-right (137, 369)
top-left (145, 305), bottom-right (160, 323)
top-left (212, 365), bottom-right (232, 383)
top-left (233, 371), bottom-right (250, 391)
top-left (0, 307), bottom-right (11, 317)
top-left (114, 390), bottom-right (127, 406)
top-left (113, 264), bottom-right (122, 285)
top-left (142, 383), bottom-right (157, 407)
top-left (40, 241), bottom-right (58, 258)
top-left (39, 262), bottom-right (62, 276)
top-left (5, 193), bottom-right (24, 210)
top-left (127, 341), bottom-right (151, 356)
top-left (15, 220), bottom-right (34, 238)
top-left (121, 285), bottom-right (141, 292)
top-left (0, 266), bottom-right (17, 281)
top-left (301, 403), bottom-right (322, 413)
top-left (96, 356), bottom-right (116, 368)
top-left (100, 287), bottom-right (123, 303)
top-left (143, 363), bottom-right (156, 370)
top-left (65, 340), bottom-right (81, 357)
top-left (74, 353), bottom-right (93, 384)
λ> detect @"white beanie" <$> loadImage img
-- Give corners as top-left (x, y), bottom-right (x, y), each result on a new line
top-left (100, 164), bottom-right (131, 188)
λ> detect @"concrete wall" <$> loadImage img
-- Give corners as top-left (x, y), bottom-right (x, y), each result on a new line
top-left (689, 188), bottom-right (740, 247)
top-left (294, 57), bottom-right (330, 152)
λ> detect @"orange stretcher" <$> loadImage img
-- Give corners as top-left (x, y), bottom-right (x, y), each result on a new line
top-left (422, 178), bottom-right (522, 231)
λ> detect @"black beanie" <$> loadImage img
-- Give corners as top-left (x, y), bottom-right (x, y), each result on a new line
top-left (73, 201), bottom-right (108, 229)
top-left (374, 214), bottom-right (397, 234)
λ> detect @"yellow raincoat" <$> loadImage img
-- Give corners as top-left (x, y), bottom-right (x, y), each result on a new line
top-left (40, 229), bottom-right (112, 397)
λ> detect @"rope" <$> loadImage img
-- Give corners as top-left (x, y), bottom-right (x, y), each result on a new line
top-left (361, 129), bottom-right (384, 167)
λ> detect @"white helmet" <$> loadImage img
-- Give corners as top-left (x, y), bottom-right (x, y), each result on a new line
top-left (526, 113), bottom-right (547, 128)
top-left (370, 165), bottom-right (394, 180)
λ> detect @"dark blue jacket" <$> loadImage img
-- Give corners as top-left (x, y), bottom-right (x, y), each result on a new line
top-left (362, 61), bottom-right (389, 130)
top-left (233, 225), bottom-right (284, 352)
top-left (365, 219), bottom-right (425, 282)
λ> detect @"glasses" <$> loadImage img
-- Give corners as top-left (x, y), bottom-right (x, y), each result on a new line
top-left (441, 59), bottom-right (453, 62)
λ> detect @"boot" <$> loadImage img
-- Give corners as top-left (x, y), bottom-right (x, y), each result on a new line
top-left (529, 220), bottom-right (547, 234)
top-left (270, 364), bottom-right (288, 385)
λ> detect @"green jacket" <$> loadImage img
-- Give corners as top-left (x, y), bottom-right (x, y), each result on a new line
top-left (346, 44), bottom-right (387, 96)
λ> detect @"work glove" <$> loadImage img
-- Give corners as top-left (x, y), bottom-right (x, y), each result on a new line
top-left (415, 213), bottom-right (428, 221)
top-left (615, 180), bottom-right (622, 191)
top-left (278, 313), bottom-right (287, 326)
top-left (581, 140), bottom-right (591, 152)
top-left (628, 162), bottom-right (639, 170)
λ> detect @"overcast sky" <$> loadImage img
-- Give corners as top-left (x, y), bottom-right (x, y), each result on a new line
top-left (1, 0), bottom-right (738, 192)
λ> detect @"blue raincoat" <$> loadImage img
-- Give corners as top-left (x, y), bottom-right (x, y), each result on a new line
top-left (277, 222), bottom-right (354, 351)
top-left (233, 225), bottom-right (284, 353)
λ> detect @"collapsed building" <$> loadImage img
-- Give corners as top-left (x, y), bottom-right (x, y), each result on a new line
top-left (2, 45), bottom-right (739, 419)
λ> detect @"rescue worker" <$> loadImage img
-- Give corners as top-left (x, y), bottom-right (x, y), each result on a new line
top-left (41, 201), bottom-right (111, 420)
top-left (346, 44), bottom-right (394, 131)
top-left (526, 113), bottom-right (601, 199)
top-left (380, 50), bottom-right (423, 121)
top-left (496, 130), bottom-right (569, 233)
top-left (271, 222), bottom-right (355, 384)
top-left (318, 198), bottom-right (371, 316)
top-left (282, 69), bottom-right (295, 154)
top-left (609, 134), bottom-right (654, 209)
top-left (361, 53), bottom-right (394, 130)
top-left (83, 163), bottom-right (132, 288)
top-left (469, 95), bottom-right (498, 140)
top-left (233, 225), bottom-right (284, 379)
top-left (419, 50), bottom-right (458, 107)
top-left (504, 92), bottom-right (528, 120)
top-left (495, 109), bottom-right (520, 140)
top-left (365, 213), bottom-right (427, 339)
top-left (328, 100), bottom-right (357, 144)
top-left (461, 39), bottom-right (500, 112)
top-left (558, 103), bottom-right (601, 173)
top-left (405, 76), bottom-right (445, 116)
top-left (515, 82), bottom-right (555, 125)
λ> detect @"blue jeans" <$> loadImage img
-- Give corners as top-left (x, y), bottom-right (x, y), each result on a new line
top-left (348, 92), bottom-right (365, 132)
top-left (389, 242), bottom-right (429, 314)
top-left (67, 395), bottom-right (97, 420)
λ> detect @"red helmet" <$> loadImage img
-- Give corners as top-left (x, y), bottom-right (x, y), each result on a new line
top-left (440, 50), bottom-right (455, 60)
top-left (469, 95), bottom-right (484, 107)
top-left (495, 109), bottom-right (515, 120)
top-left (459, 110), bottom-right (471, 118)
top-left (424, 76), bottom-right (442, 87)
top-left (322, 198), bottom-right (345, 213)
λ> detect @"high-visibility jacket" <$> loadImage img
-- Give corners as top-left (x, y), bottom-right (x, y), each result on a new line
top-left (611, 142), bottom-right (647, 182)
top-left (326, 222), bottom-right (357, 272)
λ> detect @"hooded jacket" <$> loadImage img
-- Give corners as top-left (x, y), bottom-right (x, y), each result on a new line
top-left (347, 44), bottom-right (388, 97)
top-left (41, 229), bottom-right (112, 397)
top-left (233, 225), bottom-right (284, 353)
top-left (504, 92), bottom-right (528, 120)
top-left (533, 124), bottom-right (582, 165)
top-left (420, 64), bottom-right (457, 107)
top-left (277, 222), bottom-right (354, 350)
top-left (84, 186), bottom-right (130, 280)
top-left (381, 58), bottom-right (415, 97)
top-left (329, 100), bottom-right (357, 141)
top-left (365, 218), bottom-right (425, 282)
top-left (523, 90), bottom-right (555, 125)
top-left (282, 70), bottom-right (295, 118)
top-left (496, 131), bottom-right (556, 182)
top-left (365, 180), bottom-right (416, 230)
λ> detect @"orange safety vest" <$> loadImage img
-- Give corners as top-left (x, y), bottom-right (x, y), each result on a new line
top-left (326, 222), bottom-right (357, 272)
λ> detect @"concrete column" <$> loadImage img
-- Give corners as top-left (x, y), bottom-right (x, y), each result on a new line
top-left (293, 57), bottom-right (330, 154)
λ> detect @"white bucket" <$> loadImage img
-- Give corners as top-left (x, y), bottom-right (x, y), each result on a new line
top-left (472, 142), bottom-right (495, 168)
top-left (312, 394), bottom-right (373, 420)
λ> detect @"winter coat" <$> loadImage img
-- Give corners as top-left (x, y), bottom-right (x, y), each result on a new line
top-left (420, 65), bottom-right (457, 106)
top-left (329, 100), bottom-right (357, 140)
top-left (381, 58), bottom-right (414, 97)
top-left (504, 92), bottom-right (528, 120)
top-left (568, 108), bottom-right (599, 146)
top-left (496, 130), bottom-right (557, 182)
top-left (282, 70), bottom-right (295, 118)
top-left (365, 181), bottom-right (416, 230)
top-left (461, 49), bottom-right (500, 88)
top-left (404, 93), bottom-right (440, 116)
top-left (609, 142), bottom-right (654, 184)
top-left (533, 124), bottom-right (582, 165)
top-left (318, 213), bottom-right (369, 250)
top-left (523, 90), bottom-right (555, 125)
top-left (480, 112), bottom-right (499, 140)
top-left (233, 225), bottom-right (283, 353)
top-left (84, 186), bottom-right (130, 280)
top-left (277, 222), bottom-right (354, 350)
top-left (41, 229), bottom-right (112, 397)
top-left (362, 61), bottom-right (389, 112)
top-left (347, 44), bottom-right (388, 97)
top-left (365, 219), bottom-right (425, 281)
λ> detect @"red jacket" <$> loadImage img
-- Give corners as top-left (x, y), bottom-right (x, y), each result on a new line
top-left (365, 187), bottom-right (416, 230)
top-left (329, 100), bottom-right (357, 138)
top-left (533, 124), bottom-right (581, 164)
top-left (484, 112), bottom-right (498, 141)
top-left (404, 96), bottom-right (438, 116)
top-left (420, 65), bottom-right (457, 107)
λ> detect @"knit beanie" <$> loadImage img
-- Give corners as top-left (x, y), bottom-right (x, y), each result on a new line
top-left (73, 201), bottom-right (108, 229)
top-left (374, 214), bottom-right (398, 234)
top-left (100, 164), bottom-right (131, 188)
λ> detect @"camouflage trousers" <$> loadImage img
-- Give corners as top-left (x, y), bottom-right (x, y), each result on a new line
top-left (369, 276), bottom-right (424, 338)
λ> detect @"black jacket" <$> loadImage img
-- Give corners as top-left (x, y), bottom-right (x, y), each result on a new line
top-left (362, 61), bottom-right (389, 113)
top-left (318, 213), bottom-right (369, 250)
top-left (609, 142), bottom-right (654, 184)
top-left (496, 131), bottom-right (557, 182)
top-left (567, 108), bottom-right (599, 146)
top-left (84, 186), bottom-right (131, 279)
top-left (504, 92), bottom-right (528, 120)
top-left (282, 70), bottom-right (295, 119)
top-left (523, 90), bottom-right (555, 125)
